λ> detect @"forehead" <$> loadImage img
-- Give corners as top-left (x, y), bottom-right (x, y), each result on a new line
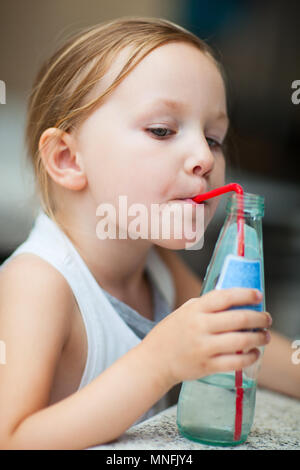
top-left (89, 41), bottom-right (227, 117)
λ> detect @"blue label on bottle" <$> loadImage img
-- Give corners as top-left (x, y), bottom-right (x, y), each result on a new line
top-left (215, 254), bottom-right (263, 312)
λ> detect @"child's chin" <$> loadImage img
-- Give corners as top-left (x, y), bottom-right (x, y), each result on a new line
top-left (154, 237), bottom-right (204, 251)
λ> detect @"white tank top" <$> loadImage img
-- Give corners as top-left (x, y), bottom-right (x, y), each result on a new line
top-left (0, 210), bottom-right (176, 424)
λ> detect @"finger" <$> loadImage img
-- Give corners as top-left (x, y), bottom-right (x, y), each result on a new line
top-left (210, 348), bottom-right (261, 373)
top-left (197, 287), bottom-right (263, 313)
top-left (207, 310), bottom-right (272, 334)
top-left (208, 330), bottom-right (270, 356)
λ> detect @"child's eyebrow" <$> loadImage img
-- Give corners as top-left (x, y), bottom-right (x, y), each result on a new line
top-left (213, 111), bottom-right (230, 133)
top-left (142, 98), bottom-right (187, 112)
top-left (138, 98), bottom-right (229, 128)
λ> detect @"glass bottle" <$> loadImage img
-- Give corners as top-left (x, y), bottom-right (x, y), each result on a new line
top-left (177, 192), bottom-right (265, 446)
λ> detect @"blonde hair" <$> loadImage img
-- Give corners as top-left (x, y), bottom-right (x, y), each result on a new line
top-left (25, 16), bottom-right (225, 222)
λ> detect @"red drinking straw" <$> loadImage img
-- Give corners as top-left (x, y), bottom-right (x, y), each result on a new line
top-left (192, 183), bottom-right (245, 442)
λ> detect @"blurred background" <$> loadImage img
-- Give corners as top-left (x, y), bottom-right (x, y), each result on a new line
top-left (0, 0), bottom-right (299, 339)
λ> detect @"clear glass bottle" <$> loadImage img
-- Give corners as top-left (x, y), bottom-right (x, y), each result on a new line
top-left (177, 192), bottom-right (265, 446)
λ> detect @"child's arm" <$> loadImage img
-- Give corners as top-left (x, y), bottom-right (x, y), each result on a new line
top-left (257, 330), bottom-right (300, 399)
top-left (0, 254), bottom-right (269, 449)
top-left (0, 255), bottom-right (171, 450)
top-left (158, 247), bottom-right (300, 399)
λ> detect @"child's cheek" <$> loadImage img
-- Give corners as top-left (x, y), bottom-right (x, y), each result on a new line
top-left (211, 154), bottom-right (226, 187)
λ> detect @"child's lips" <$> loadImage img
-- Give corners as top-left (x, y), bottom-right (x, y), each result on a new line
top-left (175, 198), bottom-right (206, 206)
top-left (180, 198), bottom-right (198, 206)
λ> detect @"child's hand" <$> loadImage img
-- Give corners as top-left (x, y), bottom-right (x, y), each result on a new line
top-left (141, 288), bottom-right (271, 388)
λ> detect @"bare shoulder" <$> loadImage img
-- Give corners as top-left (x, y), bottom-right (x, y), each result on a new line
top-left (0, 253), bottom-right (74, 340)
top-left (154, 246), bottom-right (202, 309)
top-left (0, 253), bottom-right (75, 438)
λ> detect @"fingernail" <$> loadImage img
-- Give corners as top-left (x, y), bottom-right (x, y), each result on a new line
top-left (255, 290), bottom-right (263, 301)
top-left (267, 313), bottom-right (272, 326)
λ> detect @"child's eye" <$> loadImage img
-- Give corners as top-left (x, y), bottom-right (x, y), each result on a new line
top-left (147, 127), bottom-right (174, 139)
top-left (206, 137), bottom-right (222, 149)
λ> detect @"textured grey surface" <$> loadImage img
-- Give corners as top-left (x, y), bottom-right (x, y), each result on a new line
top-left (89, 387), bottom-right (300, 450)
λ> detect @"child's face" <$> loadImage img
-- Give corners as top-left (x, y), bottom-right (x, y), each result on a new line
top-left (74, 41), bottom-right (228, 249)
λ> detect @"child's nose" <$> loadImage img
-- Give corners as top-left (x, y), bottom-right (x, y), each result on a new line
top-left (183, 139), bottom-right (215, 177)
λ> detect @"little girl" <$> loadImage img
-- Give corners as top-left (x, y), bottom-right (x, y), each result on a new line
top-left (0, 17), bottom-right (298, 450)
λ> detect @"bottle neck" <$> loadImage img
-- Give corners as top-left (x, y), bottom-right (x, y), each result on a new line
top-left (226, 192), bottom-right (264, 218)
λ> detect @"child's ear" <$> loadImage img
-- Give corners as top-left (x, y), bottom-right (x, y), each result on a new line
top-left (38, 127), bottom-right (87, 191)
